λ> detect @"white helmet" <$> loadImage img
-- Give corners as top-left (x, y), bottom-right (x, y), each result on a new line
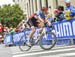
top-left (65, 0), bottom-right (70, 3)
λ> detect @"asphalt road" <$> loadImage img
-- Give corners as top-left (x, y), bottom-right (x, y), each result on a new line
top-left (0, 44), bottom-right (75, 57)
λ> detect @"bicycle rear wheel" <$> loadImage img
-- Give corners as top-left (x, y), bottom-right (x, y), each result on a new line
top-left (39, 32), bottom-right (56, 50)
top-left (19, 35), bottom-right (31, 51)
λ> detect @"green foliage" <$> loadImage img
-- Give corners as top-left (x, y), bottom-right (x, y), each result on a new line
top-left (0, 4), bottom-right (24, 27)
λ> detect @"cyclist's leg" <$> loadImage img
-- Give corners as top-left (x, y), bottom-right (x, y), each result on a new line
top-left (37, 20), bottom-right (44, 33)
top-left (29, 26), bottom-right (36, 39)
top-left (27, 17), bottom-right (38, 45)
top-left (28, 17), bottom-right (37, 39)
top-left (27, 19), bottom-right (35, 39)
top-left (36, 21), bottom-right (44, 42)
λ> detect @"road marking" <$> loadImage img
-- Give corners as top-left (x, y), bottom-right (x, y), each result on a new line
top-left (40, 53), bottom-right (75, 57)
top-left (57, 52), bottom-right (75, 57)
top-left (13, 48), bottom-right (75, 57)
top-left (12, 45), bottom-right (75, 54)
top-left (41, 53), bottom-right (75, 57)
top-left (40, 56), bottom-right (60, 57)
top-left (12, 52), bottom-right (24, 54)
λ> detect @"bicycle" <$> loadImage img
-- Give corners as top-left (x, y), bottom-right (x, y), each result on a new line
top-left (19, 22), bottom-right (57, 51)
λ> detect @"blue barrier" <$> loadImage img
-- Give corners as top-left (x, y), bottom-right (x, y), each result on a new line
top-left (4, 34), bottom-right (13, 45)
top-left (4, 19), bottom-right (75, 45)
top-left (54, 19), bottom-right (75, 38)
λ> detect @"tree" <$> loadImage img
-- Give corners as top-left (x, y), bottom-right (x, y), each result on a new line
top-left (0, 4), bottom-right (24, 27)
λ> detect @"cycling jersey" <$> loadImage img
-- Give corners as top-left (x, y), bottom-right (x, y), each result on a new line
top-left (28, 10), bottom-right (47, 27)
top-left (29, 13), bottom-right (37, 19)
top-left (36, 10), bottom-right (46, 20)
top-left (28, 13), bottom-right (38, 27)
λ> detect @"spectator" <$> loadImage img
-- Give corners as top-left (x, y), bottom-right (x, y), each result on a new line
top-left (65, 0), bottom-right (75, 19)
top-left (9, 25), bottom-right (15, 34)
top-left (46, 13), bottom-right (54, 23)
top-left (15, 27), bottom-right (19, 32)
top-left (0, 23), bottom-right (3, 43)
top-left (54, 6), bottom-right (64, 21)
top-left (3, 25), bottom-right (9, 34)
top-left (0, 23), bottom-right (2, 33)
top-left (18, 20), bottom-right (26, 32)
top-left (65, 0), bottom-right (75, 11)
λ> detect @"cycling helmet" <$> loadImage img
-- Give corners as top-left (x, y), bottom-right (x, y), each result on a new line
top-left (41, 7), bottom-right (48, 11)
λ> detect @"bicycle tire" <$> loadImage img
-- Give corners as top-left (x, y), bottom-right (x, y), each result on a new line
top-left (39, 32), bottom-right (57, 50)
top-left (19, 35), bottom-right (31, 51)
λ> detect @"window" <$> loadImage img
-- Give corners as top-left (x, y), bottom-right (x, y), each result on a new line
top-left (35, 0), bottom-right (37, 11)
top-left (56, 0), bottom-right (58, 8)
top-left (40, 0), bottom-right (42, 9)
top-left (18, 0), bottom-right (19, 2)
top-left (13, 0), bottom-right (15, 2)
top-left (46, 0), bottom-right (48, 8)
top-left (29, 0), bottom-right (31, 15)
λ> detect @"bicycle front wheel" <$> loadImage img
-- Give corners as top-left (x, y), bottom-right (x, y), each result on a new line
top-left (19, 35), bottom-right (31, 51)
top-left (39, 32), bottom-right (56, 50)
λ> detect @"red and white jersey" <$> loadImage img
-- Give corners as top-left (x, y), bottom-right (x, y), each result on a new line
top-left (0, 23), bottom-right (2, 32)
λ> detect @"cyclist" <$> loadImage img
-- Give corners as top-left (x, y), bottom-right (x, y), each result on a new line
top-left (27, 7), bottom-right (52, 45)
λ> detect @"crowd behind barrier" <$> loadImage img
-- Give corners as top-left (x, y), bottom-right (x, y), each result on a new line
top-left (4, 18), bottom-right (75, 46)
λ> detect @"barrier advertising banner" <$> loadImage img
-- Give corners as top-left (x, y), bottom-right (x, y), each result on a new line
top-left (4, 19), bottom-right (75, 45)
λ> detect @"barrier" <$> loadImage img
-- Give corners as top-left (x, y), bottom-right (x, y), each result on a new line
top-left (4, 19), bottom-right (75, 45)
top-left (54, 19), bottom-right (75, 38)
top-left (4, 34), bottom-right (13, 45)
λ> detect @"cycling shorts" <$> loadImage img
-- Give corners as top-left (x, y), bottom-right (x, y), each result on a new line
top-left (27, 17), bottom-right (38, 27)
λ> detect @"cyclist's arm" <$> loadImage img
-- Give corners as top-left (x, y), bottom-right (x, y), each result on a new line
top-left (37, 16), bottom-right (44, 22)
top-left (36, 11), bottom-right (44, 22)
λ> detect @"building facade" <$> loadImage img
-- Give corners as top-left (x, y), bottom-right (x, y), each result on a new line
top-left (13, 0), bottom-right (75, 18)
top-left (25, 0), bottom-right (58, 18)
top-left (13, 0), bottom-right (27, 14)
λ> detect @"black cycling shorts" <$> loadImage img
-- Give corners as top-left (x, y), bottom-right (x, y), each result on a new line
top-left (27, 17), bottom-right (38, 27)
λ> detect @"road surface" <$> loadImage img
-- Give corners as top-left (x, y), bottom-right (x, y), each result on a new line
top-left (0, 44), bottom-right (75, 57)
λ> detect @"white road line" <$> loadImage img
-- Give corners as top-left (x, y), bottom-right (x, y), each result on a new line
top-left (57, 52), bottom-right (75, 57)
top-left (40, 53), bottom-right (75, 57)
top-left (12, 46), bottom-right (75, 54)
top-left (12, 52), bottom-right (24, 54)
top-left (13, 48), bottom-right (75, 57)
top-left (40, 56), bottom-right (60, 57)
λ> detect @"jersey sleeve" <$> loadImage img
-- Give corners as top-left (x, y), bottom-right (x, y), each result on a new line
top-left (36, 11), bottom-right (41, 16)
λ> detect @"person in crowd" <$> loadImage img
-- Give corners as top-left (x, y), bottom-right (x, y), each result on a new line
top-left (54, 6), bottom-right (64, 21)
top-left (9, 25), bottom-right (15, 34)
top-left (65, 0), bottom-right (75, 19)
top-left (0, 23), bottom-right (3, 43)
top-left (0, 23), bottom-right (2, 34)
top-left (65, 0), bottom-right (75, 10)
top-left (18, 20), bottom-right (26, 32)
top-left (46, 13), bottom-right (54, 23)
top-left (3, 25), bottom-right (9, 34)
top-left (15, 27), bottom-right (19, 32)
top-left (3, 25), bottom-right (9, 42)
